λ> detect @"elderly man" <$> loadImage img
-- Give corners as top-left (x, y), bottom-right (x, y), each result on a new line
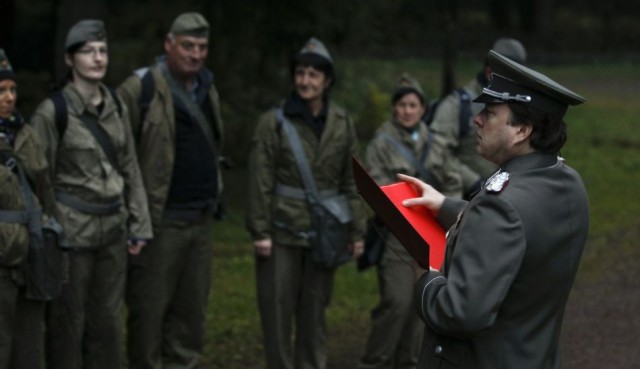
top-left (402, 50), bottom-right (589, 369)
top-left (118, 12), bottom-right (224, 369)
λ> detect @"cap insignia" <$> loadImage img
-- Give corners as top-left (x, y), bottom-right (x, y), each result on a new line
top-left (485, 172), bottom-right (510, 193)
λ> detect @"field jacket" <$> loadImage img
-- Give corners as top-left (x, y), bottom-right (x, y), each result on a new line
top-left (246, 101), bottom-right (366, 247)
top-left (30, 83), bottom-right (152, 248)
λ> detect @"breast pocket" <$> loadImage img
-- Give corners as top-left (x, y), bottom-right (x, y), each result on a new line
top-left (59, 126), bottom-right (103, 177)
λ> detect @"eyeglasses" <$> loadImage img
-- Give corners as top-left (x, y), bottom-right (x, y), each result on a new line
top-left (77, 47), bottom-right (108, 56)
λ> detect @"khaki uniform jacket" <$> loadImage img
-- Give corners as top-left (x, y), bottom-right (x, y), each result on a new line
top-left (365, 119), bottom-right (462, 260)
top-left (0, 124), bottom-right (55, 267)
top-left (246, 103), bottom-right (366, 247)
top-left (30, 83), bottom-right (152, 248)
top-left (429, 78), bottom-right (496, 192)
top-left (117, 66), bottom-right (225, 226)
top-left (414, 153), bottom-right (589, 369)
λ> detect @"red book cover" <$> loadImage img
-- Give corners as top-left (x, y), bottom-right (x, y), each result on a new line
top-left (380, 182), bottom-right (446, 270)
top-left (352, 157), bottom-right (446, 269)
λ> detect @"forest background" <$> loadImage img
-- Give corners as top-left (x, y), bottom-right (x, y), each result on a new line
top-left (2, 1), bottom-right (640, 368)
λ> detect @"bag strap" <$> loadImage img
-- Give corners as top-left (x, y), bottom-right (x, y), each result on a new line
top-left (3, 155), bottom-right (43, 234)
top-left (161, 67), bottom-right (218, 157)
top-left (78, 111), bottom-right (119, 171)
top-left (139, 70), bottom-right (155, 123)
top-left (275, 108), bottom-right (319, 204)
top-left (455, 88), bottom-right (473, 138)
top-left (377, 131), bottom-right (431, 179)
top-left (50, 90), bottom-right (68, 140)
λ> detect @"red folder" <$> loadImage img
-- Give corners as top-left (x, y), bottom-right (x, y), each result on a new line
top-left (352, 157), bottom-right (446, 269)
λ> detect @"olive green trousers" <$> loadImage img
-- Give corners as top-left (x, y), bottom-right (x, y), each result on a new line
top-left (256, 244), bottom-right (335, 369)
top-left (358, 244), bottom-right (424, 369)
top-left (126, 216), bottom-right (215, 369)
top-left (46, 240), bottom-right (127, 369)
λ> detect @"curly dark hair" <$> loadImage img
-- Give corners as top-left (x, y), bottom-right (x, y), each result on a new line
top-left (507, 102), bottom-right (567, 155)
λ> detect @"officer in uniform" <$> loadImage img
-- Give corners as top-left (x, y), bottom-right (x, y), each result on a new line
top-left (30, 20), bottom-right (152, 369)
top-left (429, 38), bottom-right (527, 198)
top-left (358, 74), bottom-right (461, 369)
top-left (246, 37), bottom-right (366, 369)
top-left (0, 49), bottom-right (59, 369)
top-left (401, 50), bottom-right (589, 369)
top-left (117, 12), bottom-right (224, 369)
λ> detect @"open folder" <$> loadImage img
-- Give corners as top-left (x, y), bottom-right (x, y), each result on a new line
top-left (352, 157), bottom-right (446, 269)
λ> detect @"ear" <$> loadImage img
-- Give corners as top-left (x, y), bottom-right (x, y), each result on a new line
top-left (323, 75), bottom-right (332, 89)
top-left (514, 123), bottom-right (533, 144)
top-left (164, 35), bottom-right (173, 54)
top-left (64, 53), bottom-right (73, 68)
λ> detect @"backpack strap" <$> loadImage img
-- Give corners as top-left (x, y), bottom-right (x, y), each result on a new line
top-left (106, 87), bottom-right (123, 117)
top-left (139, 69), bottom-right (155, 123)
top-left (50, 90), bottom-right (68, 140)
top-left (455, 88), bottom-right (473, 138)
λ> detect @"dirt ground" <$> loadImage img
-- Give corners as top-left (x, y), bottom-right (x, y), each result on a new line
top-left (325, 224), bottom-right (640, 369)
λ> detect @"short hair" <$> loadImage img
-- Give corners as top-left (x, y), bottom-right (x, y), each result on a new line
top-left (508, 103), bottom-right (567, 155)
top-left (290, 52), bottom-right (335, 88)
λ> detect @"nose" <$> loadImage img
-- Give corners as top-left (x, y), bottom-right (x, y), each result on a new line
top-left (473, 113), bottom-right (482, 127)
top-left (94, 51), bottom-right (105, 62)
top-left (6, 90), bottom-right (16, 102)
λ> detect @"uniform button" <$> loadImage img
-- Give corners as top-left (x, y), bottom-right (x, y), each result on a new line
top-left (434, 345), bottom-right (443, 354)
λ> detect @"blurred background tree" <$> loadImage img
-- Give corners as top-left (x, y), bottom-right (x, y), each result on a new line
top-left (2, 0), bottom-right (640, 165)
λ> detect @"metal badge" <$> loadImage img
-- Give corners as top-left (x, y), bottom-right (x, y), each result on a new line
top-left (485, 172), bottom-right (510, 193)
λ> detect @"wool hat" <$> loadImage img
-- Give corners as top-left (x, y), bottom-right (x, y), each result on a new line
top-left (492, 38), bottom-right (527, 64)
top-left (65, 19), bottom-right (107, 51)
top-left (392, 73), bottom-right (425, 104)
top-left (474, 50), bottom-right (585, 117)
top-left (298, 37), bottom-right (333, 65)
top-left (170, 12), bottom-right (210, 38)
top-left (0, 49), bottom-right (16, 82)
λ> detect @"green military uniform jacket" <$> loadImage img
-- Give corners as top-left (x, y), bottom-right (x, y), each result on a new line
top-left (414, 153), bottom-right (589, 369)
top-left (429, 78), bottom-right (496, 192)
top-left (30, 83), bottom-right (152, 248)
top-left (246, 103), bottom-right (366, 247)
top-left (365, 119), bottom-right (462, 261)
top-left (0, 124), bottom-right (55, 267)
top-left (117, 65), bottom-right (224, 226)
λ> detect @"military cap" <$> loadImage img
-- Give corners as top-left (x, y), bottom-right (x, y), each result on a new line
top-left (170, 12), bottom-right (210, 38)
top-left (392, 73), bottom-right (425, 104)
top-left (492, 38), bottom-right (527, 64)
top-left (65, 19), bottom-right (107, 51)
top-left (0, 49), bottom-right (15, 82)
top-left (298, 37), bottom-right (333, 65)
top-left (474, 50), bottom-right (586, 117)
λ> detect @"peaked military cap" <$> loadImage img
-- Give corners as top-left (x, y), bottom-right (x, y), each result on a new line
top-left (474, 50), bottom-right (586, 117)
top-left (0, 49), bottom-right (15, 82)
top-left (492, 38), bottom-right (527, 64)
top-left (392, 73), bottom-right (425, 104)
top-left (170, 12), bottom-right (210, 38)
top-left (298, 37), bottom-right (333, 65)
top-left (65, 19), bottom-right (107, 51)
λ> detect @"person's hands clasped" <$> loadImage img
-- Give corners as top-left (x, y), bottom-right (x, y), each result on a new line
top-left (397, 173), bottom-right (446, 216)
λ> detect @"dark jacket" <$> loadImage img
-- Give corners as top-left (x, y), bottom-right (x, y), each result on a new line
top-left (414, 152), bottom-right (589, 369)
top-left (117, 62), bottom-right (225, 226)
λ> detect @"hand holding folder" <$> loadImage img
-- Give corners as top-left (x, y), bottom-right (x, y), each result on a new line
top-left (352, 157), bottom-right (446, 269)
